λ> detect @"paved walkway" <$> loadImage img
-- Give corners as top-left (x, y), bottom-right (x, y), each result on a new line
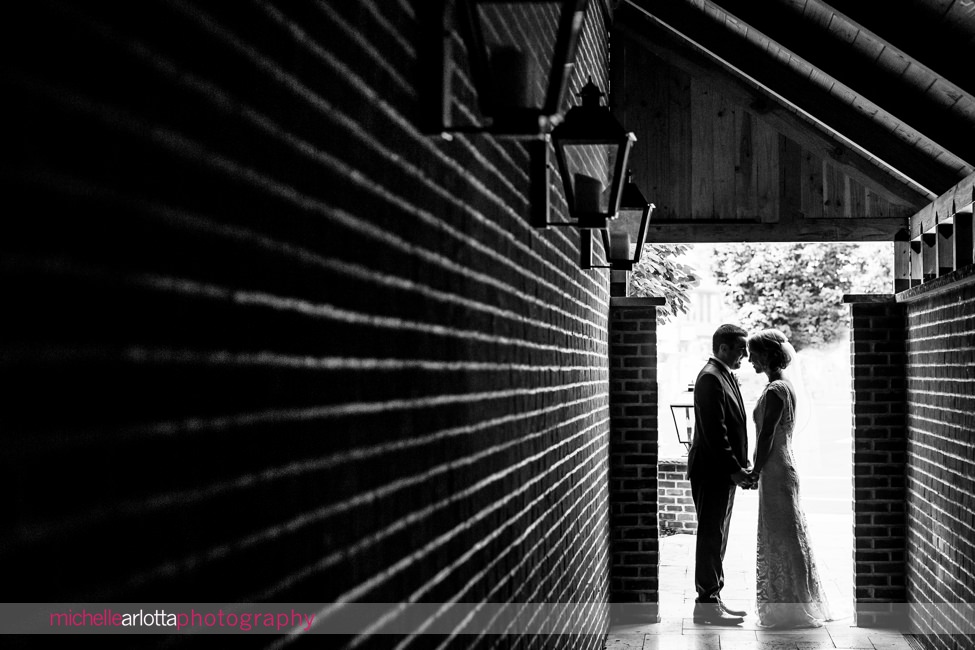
top-left (605, 485), bottom-right (916, 649)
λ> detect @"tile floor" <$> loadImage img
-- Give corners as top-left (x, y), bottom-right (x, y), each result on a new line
top-left (605, 487), bottom-right (916, 649)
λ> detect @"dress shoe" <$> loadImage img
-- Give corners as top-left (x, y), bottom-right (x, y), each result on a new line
top-left (717, 598), bottom-right (747, 617)
top-left (692, 602), bottom-right (744, 626)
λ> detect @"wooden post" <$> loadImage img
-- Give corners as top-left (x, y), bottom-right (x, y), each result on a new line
top-left (922, 224), bottom-right (937, 282)
top-left (910, 217), bottom-right (923, 287)
top-left (937, 214), bottom-right (954, 277)
top-left (954, 202), bottom-right (974, 271)
top-left (893, 229), bottom-right (911, 293)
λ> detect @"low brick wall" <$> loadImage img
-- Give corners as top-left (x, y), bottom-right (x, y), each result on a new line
top-left (658, 458), bottom-right (697, 533)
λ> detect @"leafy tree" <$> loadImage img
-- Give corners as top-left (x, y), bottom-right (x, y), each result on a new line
top-left (630, 244), bottom-right (700, 324)
top-left (710, 243), bottom-right (892, 351)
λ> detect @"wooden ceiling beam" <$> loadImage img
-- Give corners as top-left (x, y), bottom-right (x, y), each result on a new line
top-left (645, 217), bottom-right (906, 243)
top-left (823, 0), bottom-right (975, 100)
top-left (911, 170), bottom-right (975, 236)
top-left (615, 22), bottom-right (931, 209)
top-left (623, 0), bottom-right (964, 194)
top-left (702, 0), bottom-right (975, 177)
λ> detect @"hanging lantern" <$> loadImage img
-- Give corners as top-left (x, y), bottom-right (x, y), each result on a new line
top-left (549, 77), bottom-right (635, 229)
top-left (581, 169), bottom-right (653, 270)
top-left (670, 383), bottom-right (696, 453)
top-left (600, 170), bottom-right (654, 270)
top-left (425, 0), bottom-right (591, 136)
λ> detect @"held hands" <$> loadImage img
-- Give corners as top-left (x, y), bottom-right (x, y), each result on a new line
top-left (744, 471), bottom-right (759, 489)
top-left (732, 469), bottom-right (759, 490)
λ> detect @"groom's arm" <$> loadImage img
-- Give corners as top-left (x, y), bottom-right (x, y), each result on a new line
top-left (694, 373), bottom-right (744, 476)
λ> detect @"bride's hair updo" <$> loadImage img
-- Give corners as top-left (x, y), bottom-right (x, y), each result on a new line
top-left (747, 329), bottom-right (795, 370)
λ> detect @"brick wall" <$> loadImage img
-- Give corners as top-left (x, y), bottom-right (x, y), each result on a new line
top-left (608, 297), bottom-right (664, 615)
top-left (845, 296), bottom-right (908, 626)
top-left (899, 274), bottom-right (975, 650)
top-left (2, 2), bottom-right (617, 646)
top-left (658, 458), bottom-right (697, 533)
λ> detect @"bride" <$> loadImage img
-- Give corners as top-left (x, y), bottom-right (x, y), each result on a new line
top-left (745, 329), bottom-right (831, 629)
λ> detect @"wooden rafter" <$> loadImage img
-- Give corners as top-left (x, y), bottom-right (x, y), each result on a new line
top-left (701, 0), bottom-right (975, 179)
top-left (614, 21), bottom-right (931, 209)
top-left (824, 0), bottom-right (975, 101)
top-left (912, 170), bottom-right (975, 235)
top-left (622, 0), bottom-right (970, 194)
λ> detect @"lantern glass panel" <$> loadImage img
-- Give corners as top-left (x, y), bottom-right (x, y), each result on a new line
top-left (670, 383), bottom-right (696, 452)
top-left (473, 2), bottom-right (560, 111)
top-left (606, 206), bottom-right (644, 261)
top-left (670, 404), bottom-right (694, 451)
top-left (559, 143), bottom-right (623, 215)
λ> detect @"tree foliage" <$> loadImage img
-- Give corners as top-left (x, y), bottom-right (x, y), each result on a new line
top-left (630, 244), bottom-right (700, 324)
top-left (710, 243), bottom-right (892, 351)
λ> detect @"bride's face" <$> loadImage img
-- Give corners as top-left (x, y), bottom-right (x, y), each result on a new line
top-left (749, 348), bottom-right (767, 373)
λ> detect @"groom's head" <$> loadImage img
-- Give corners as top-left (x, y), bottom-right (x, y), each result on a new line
top-left (713, 324), bottom-right (748, 370)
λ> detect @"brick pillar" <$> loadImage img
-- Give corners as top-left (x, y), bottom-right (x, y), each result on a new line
top-left (608, 296), bottom-right (665, 622)
top-left (844, 295), bottom-right (908, 626)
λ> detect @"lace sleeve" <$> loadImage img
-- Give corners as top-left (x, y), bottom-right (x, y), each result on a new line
top-left (767, 380), bottom-right (795, 419)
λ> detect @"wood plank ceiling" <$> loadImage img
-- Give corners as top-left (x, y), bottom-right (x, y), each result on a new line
top-left (612, 0), bottom-right (975, 242)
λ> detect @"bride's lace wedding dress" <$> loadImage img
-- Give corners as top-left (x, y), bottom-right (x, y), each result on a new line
top-left (754, 379), bottom-right (832, 629)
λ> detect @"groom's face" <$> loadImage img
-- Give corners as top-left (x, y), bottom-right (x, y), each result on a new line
top-left (719, 336), bottom-right (748, 370)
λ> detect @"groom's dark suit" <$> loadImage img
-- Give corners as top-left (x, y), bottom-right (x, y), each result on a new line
top-left (687, 358), bottom-right (749, 603)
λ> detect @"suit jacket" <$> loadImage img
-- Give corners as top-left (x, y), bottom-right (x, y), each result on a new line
top-left (686, 359), bottom-right (749, 482)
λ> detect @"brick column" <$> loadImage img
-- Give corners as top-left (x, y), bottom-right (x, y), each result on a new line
top-left (844, 295), bottom-right (908, 626)
top-left (608, 296), bottom-right (665, 621)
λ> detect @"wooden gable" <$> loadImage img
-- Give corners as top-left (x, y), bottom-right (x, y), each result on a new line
top-left (612, 25), bottom-right (924, 243)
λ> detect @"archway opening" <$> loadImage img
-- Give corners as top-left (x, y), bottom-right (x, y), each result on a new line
top-left (652, 241), bottom-right (892, 622)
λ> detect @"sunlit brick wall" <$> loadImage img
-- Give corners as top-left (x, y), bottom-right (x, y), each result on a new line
top-left (608, 298), bottom-right (662, 609)
top-left (901, 280), bottom-right (975, 649)
top-left (846, 296), bottom-right (908, 626)
top-left (2, 2), bottom-right (617, 646)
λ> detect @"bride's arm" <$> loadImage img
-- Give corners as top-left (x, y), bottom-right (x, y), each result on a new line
top-left (751, 390), bottom-right (784, 479)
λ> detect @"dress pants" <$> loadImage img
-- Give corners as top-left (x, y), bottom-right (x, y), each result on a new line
top-left (690, 476), bottom-right (737, 601)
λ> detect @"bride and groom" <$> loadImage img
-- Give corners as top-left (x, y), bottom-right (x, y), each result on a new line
top-left (686, 324), bottom-right (831, 629)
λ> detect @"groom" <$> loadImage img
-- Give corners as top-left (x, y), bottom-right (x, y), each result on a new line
top-left (686, 324), bottom-right (753, 625)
